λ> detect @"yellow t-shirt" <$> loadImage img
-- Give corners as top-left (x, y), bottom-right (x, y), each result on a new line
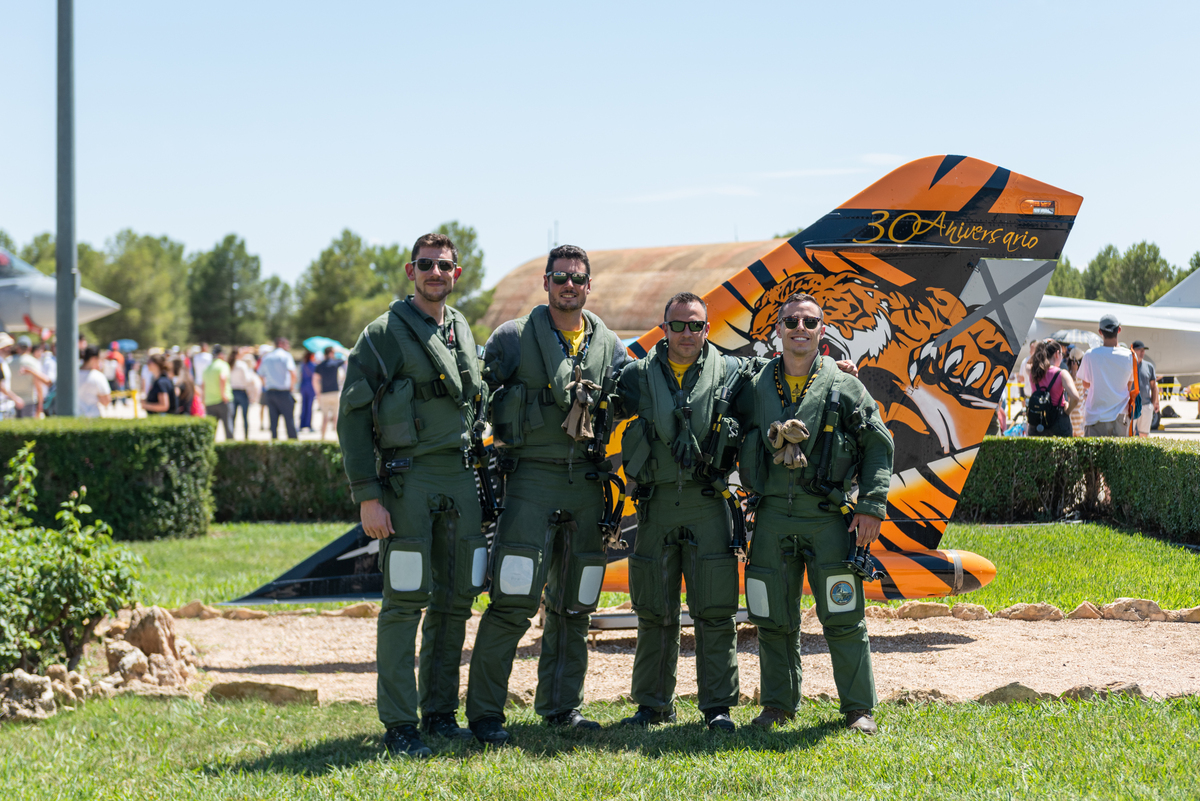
top-left (559, 326), bottom-right (585, 356)
top-left (784, 373), bottom-right (809, 403)
top-left (668, 359), bottom-right (690, 386)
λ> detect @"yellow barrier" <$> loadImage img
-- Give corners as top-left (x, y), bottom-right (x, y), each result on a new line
top-left (110, 389), bottom-right (141, 417)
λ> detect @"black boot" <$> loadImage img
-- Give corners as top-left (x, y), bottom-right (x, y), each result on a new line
top-left (544, 709), bottom-right (601, 730)
top-left (703, 706), bottom-right (735, 732)
top-left (421, 712), bottom-right (473, 740)
top-left (619, 705), bottom-right (677, 727)
top-left (382, 725), bottom-right (433, 758)
top-left (470, 716), bottom-right (511, 746)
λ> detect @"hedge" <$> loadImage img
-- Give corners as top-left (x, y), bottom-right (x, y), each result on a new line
top-left (0, 417), bottom-right (216, 540)
top-left (212, 441), bottom-right (355, 522)
top-left (958, 436), bottom-right (1200, 544)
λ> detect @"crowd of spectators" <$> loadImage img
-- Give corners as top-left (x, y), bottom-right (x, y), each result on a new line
top-left (0, 333), bottom-right (346, 441)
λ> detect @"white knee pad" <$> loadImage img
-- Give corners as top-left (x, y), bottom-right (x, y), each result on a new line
top-left (578, 565), bottom-right (604, 608)
top-left (746, 577), bottom-right (770, 618)
top-left (498, 554), bottom-right (535, 596)
top-left (389, 550), bottom-right (424, 592)
top-left (471, 546), bottom-right (488, 588)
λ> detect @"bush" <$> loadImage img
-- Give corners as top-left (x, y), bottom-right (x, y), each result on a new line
top-left (0, 417), bottom-right (216, 541)
top-left (958, 436), bottom-right (1200, 543)
top-left (0, 444), bottom-right (142, 673)
top-left (212, 441), bottom-right (355, 522)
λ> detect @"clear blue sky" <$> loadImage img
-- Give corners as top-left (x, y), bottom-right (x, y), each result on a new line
top-left (3, 1), bottom-right (1198, 289)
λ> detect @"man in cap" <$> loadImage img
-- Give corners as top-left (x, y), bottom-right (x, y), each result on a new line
top-left (1130, 341), bottom-right (1159, 437)
top-left (1077, 314), bottom-right (1136, 437)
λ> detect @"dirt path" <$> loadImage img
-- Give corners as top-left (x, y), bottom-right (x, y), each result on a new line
top-left (177, 612), bottom-right (1200, 706)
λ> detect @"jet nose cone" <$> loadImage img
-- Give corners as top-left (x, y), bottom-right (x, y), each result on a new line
top-left (78, 287), bottom-right (121, 324)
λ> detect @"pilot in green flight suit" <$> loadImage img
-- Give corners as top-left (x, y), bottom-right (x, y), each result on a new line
top-left (615, 291), bottom-right (749, 732)
top-left (735, 291), bottom-right (894, 735)
top-left (465, 244), bottom-right (630, 746)
top-left (338, 233), bottom-right (487, 758)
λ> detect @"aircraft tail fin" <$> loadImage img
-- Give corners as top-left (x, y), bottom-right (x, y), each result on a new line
top-left (1150, 266), bottom-right (1200, 308)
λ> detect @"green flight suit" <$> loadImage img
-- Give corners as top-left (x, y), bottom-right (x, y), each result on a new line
top-left (735, 354), bottom-right (894, 714)
top-left (465, 305), bottom-right (629, 723)
top-left (338, 297), bottom-right (486, 730)
top-left (617, 340), bottom-right (742, 713)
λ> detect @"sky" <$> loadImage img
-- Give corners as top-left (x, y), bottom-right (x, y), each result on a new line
top-left (3, 1), bottom-right (1199, 290)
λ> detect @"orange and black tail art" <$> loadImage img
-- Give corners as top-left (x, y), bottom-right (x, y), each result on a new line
top-left (631, 155), bottom-right (1082, 557)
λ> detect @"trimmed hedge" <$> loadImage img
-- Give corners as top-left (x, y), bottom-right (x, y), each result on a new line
top-left (0, 417), bottom-right (216, 540)
top-left (958, 436), bottom-right (1200, 544)
top-left (212, 441), bottom-right (355, 522)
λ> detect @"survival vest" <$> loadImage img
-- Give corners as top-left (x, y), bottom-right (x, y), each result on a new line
top-left (489, 305), bottom-right (620, 462)
top-left (621, 340), bottom-right (738, 487)
top-left (364, 297), bottom-right (483, 459)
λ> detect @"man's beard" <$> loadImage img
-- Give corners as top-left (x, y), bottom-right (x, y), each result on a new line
top-left (549, 291), bottom-right (585, 312)
top-left (417, 280), bottom-right (452, 304)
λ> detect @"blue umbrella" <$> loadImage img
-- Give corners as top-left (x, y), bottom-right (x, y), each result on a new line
top-left (116, 338), bottom-right (138, 353)
top-left (303, 336), bottom-right (346, 354)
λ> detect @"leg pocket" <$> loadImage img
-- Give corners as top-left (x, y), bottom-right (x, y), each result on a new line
top-left (457, 533), bottom-right (490, 597)
top-left (690, 554), bottom-right (739, 619)
top-left (744, 564), bottom-right (786, 628)
top-left (491, 543), bottom-right (542, 600)
top-left (628, 553), bottom-right (664, 618)
top-left (816, 564), bottom-right (864, 626)
top-left (561, 551), bottom-right (608, 614)
top-left (384, 536), bottom-right (432, 599)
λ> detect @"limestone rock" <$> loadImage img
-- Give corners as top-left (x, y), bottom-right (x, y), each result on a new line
top-left (46, 664), bottom-right (69, 683)
top-left (951, 603), bottom-right (992, 621)
top-left (207, 681), bottom-right (318, 706)
top-left (896, 601), bottom-right (951, 620)
top-left (1060, 681), bottom-right (1146, 701)
top-left (1167, 605), bottom-right (1200, 623)
top-left (101, 619), bottom-right (130, 639)
top-left (995, 603), bottom-right (1064, 622)
top-left (171, 600), bottom-right (222, 620)
top-left (117, 649), bottom-right (149, 681)
top-left (146, 653), bottom-right (186, 687)
top-left (505, 687), bottom-right (535, 708)
top-left (864, 605), bottom-right (897, 620)
top-left (0, 669), bottom-right (57, 722)
top-left (1101, 598), bottom-right (1167, 622)
top-left (885, 687), bottom-right (959, 705)
top-left (106, 640), bottom-right (141, 674)
top-left (976, 682), bottom-right (1055, 704)
top-left (222, 607), bottom-right (269, 621)
top-left (1067, 601), bottom-right (1102, 620)
top-left (320, 602), bottom-right (381, 618)
top-left (51, 679), bottom-right (80, 709)
top-left (176, 637), bottom-right (201, 667)
top-left (125, 606), bottom-right (179, 660)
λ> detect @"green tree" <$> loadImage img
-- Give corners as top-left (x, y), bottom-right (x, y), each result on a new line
top-left (18, 232), bottom-right (57, 276)
top-left (774, 225), bottom-right (806, 239)
top-left (261, 275), bottom-right (297, 343)
top-left (295, 230), bottom-right (400, 347)
top-left (1045, 255), bottom-right (1084, 298)
top-left (85, 230), bottom-right (191, 347)
top-left (187, 235), bottom-right (266, 346)
top-left (1083, 245), bottom-right (1119, 300)
top-left (1102, 241), bottom-right (1175, 306)
top-left (0, 229), bottom-right (15, 251)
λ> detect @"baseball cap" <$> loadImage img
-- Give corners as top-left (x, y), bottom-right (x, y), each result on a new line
top-left (1069, 347), bottom-right (1084, 361)
top-left (0, 332), bottom-right (13, 349)
top-left (1131, 340), bottom-right (1147, 350)
top-left (1099, 314), bottom-right (1120, 333)
top-left (16, 335), bottom-right (32, 348)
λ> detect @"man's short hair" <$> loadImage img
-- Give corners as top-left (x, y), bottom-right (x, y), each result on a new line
top-left (274, 337), bottom-right (289, 348)
top-left (324, 346), bottom-right (334, 357)
top-left (663, 291), bottom-right (706, 320)
top-left (212, 345), bottom-right (223, 356)
top-left (546, 244), bottom-right (590, 275)
top-left (412, 233), bottom-right (458, 264)
top-left (776, 292), bottom-right (823, 324)
top-left (82, 345), bottom-right (101, 362)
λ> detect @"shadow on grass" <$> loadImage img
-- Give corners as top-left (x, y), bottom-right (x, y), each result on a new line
top-left (204, 661), bottom-right (377, 675)
top-left (208, 716), bottom-right (846, 776)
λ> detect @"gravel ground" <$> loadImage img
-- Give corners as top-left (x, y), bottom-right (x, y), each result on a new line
top-left (177, 610), bottom-right (1200, 707)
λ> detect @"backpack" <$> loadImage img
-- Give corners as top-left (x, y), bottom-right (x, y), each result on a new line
top-left (1027, 370), bottom-right (1062, 433)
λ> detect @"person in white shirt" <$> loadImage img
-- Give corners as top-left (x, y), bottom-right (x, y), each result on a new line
top-left (1077, 314), bottom-right (1136, 437)
top-left (192, 343), bottom-right (213, 391)
top-left (78, 346), bottom-right (112, 418)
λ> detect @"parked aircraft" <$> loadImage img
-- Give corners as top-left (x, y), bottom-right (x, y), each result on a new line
top-left (0, 246), bottom-right (120, 332)
top-left (230, 154), bottom-right (1083, 608)
top-left (1030, 269), bottom-right (1200, 374)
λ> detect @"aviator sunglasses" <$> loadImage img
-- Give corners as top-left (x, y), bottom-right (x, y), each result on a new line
top-left (414, 258), bottom-right (457, 272)
top-left (550, 271), bottom-right (590, 285)
top-left (781, 316), bottom-right (822, 330)
top-left (665, 320), bottom-right (706, 333)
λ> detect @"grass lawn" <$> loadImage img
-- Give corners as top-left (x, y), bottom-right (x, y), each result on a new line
top-left (127, 520), bottom-right (1200, 613)
top-left (2, 695), bottom-right (1198, 800)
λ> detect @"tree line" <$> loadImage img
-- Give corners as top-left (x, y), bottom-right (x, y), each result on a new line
top-left (1046, 242), bottom-right (1200, 305)
top-left (0, 222), bottom-right (494, 349)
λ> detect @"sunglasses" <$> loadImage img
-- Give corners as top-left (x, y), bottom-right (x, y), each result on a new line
top-left (781, 316), bottom-right (822, 330)
top-left (549, 271), bottom-right (590, 286)
top-left (414, 258), bottom-right (456, 272)
top-left (665, 320), bottom-right (706, 333)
